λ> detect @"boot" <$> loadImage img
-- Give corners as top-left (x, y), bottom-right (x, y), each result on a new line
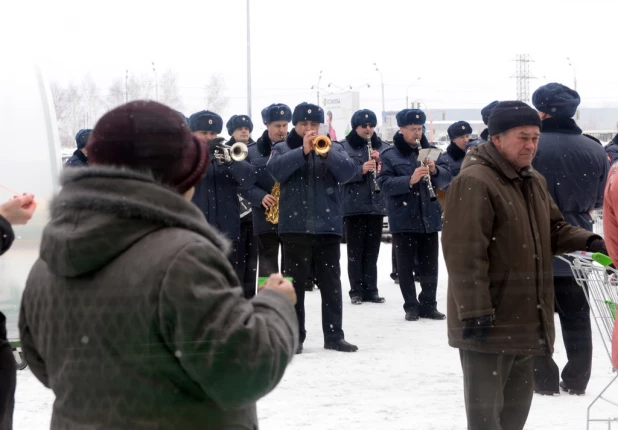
top-left (296, 343), bottom-right (303, 354)
top-left (405, 309), bottom-right (419, 321)
top-left (351, 296), bottom-right (363, 305)
top-left (324, 339), bottom-right (358, 352)
top-left (364, 294), bottom-right (385, 303)
top-left (419, 308), bottom-right (446, 320)
top-left (560, 381), bottom-right (585, 396)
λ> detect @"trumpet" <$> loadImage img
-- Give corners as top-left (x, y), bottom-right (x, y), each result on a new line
top-left (415, 139), bottom-right (438, 202)
top-left (366, 137), bottom-right (381, 194)
top-left (312, 135), bottom-right (331, 156)
top-left (208, 139), bottom-right (249, 164)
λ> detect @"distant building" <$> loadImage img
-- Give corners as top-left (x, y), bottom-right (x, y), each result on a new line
top-left (377, 108), bottom-right (618, 143)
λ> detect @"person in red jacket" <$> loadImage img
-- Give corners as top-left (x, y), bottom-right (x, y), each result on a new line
top-left (0, 193), bottom-right (36, 430)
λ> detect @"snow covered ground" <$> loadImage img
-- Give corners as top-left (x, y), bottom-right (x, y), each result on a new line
top-left (13, 242), bottom-right (618, 429)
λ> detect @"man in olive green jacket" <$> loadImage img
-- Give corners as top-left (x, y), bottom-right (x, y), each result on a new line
top-left (442, 101), bottom-right (606, 430)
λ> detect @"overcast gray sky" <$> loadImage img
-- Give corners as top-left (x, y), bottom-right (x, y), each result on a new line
top-left (4, 0), bottom-right (618, 124)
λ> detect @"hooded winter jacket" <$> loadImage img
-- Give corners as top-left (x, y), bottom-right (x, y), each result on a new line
top-left (19, 166), bottom-right (298, 430)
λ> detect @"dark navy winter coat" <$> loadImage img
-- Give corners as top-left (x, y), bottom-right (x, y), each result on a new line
top-left (440, 142), bottom-right (467, 190)
top-left (532, 117), bottom-right (609, 276)
top-left (266, 128), bottom-right (357, 236)
top-left (605, 134), bottom-right (618, 166)
top-left (64, 149), bottom-right (88, 168)
top-left (192, 145), bottom-right (257, 241)
top-left (377, 132), bottom-right (453, 234)
top-left (340, 130), bottom-right (387, 217)
top-left (242, 130), bottom-right (283, 235)
top-left (464, 128), bottom-right (489, 153)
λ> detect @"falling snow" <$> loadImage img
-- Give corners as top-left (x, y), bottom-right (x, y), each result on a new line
top-left (11, 242), bottom-right (613, 430)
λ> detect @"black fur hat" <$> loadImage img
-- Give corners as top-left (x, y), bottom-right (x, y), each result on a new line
top-left (396, 109), bottom-right (426, 127)
top-left (448, 121), bottom-right (473, 140)
top-left (226, 115), bottom-right (254, 135)
top-left (292, 102), bottom-right (324, 125)
top-left (481, 101), bottom-right (500, 125)
top-left (188, 110), bottom-right (223, 134)
top-left (532, 83), bottom-right (580, 118)
top-left (351, 109), bottom-right (377, 129)
top-left (261, 103), bottom-right (292, 124)
top-left (75, 128), bottom-right (93, 149)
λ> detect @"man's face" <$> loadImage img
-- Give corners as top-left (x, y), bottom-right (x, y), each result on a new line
top-left (232, 126), bottom-right (251, 143)
top-left (453, 134), bottom-right (471, 150)
top-left (192, 130), bottom-right (218, 141)
top-left (295, 121), bottom-right (321, 137)
top-left (400, 125), bottom-right (423, 145)
top-left (355, 123), bottom-right (376, 140)
top-left (267, 121), bottom-right (289, 142)
top-left (492, 126), bottom-right (540, 171)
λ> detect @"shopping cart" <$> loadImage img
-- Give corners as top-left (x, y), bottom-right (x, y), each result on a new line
top-left (558, 251), bottom-right (618, 429)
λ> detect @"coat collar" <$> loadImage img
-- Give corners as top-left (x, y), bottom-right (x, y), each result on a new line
top-left (447, 142), bottom-right (466, 161)
top-left (345, 129), bottom-right (383, 150)
top-left (287, 128), bottom-right (304, 150)
top-left (393, 132), bottom-right (430, 156)
top-left (257, 130), bottom-right (274, 156)
top-left (541, 116), bottom-right (582, 135)
top-left (73, 148), bottom-right (88, 164)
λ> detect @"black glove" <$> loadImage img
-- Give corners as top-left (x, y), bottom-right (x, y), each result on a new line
top-left (587, 238), bottom-right (608, 256)
top-left (462, 315), bottom-right (494, 343)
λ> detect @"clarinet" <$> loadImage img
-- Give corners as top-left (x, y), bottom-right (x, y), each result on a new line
top-left (366, 137), bottom-right (381, 194)
top-left (415, 138), bottom-right (438, 202)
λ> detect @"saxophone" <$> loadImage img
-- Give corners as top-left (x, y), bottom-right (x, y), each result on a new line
top-left (265, 182), bottom-right (280, 224)
top-left (264, 134), bottom-right (286, 224)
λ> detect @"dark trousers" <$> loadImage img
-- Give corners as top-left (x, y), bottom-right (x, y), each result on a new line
top-left (257, 232), bottom-right (282, 277)
top-left (281, 233), bottom-right (344, 344)
top-left (534, 276), bottom-right (592, 392)
top-left (0, 315), bottom-right (15, 430)
top-left (235, 220), bottom-right (258, 299)
top-left (460, 350), bottom-right (534, 430)
top-left (344, 215), bottom-right (383, 299)
top-left (393, 232), bottom-right (439, 312)
top-left (391, 240), bottom-right (398, 279)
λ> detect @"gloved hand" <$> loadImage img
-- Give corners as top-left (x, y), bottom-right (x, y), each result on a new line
top-left (588, 238), bottom-right (608, 256)
top-left (462, 315), bottom-right (494, 342)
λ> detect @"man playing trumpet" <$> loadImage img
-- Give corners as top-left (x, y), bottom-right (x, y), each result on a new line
top-left (377, 109), bottom-right (452, 322)
top-left (267, 102), bottom-right (358, 354)
top-left (189, 110), bottom-right (257, 270)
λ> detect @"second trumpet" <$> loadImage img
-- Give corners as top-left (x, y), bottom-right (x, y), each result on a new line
top-left (312, 135), bottom-right (331, 155)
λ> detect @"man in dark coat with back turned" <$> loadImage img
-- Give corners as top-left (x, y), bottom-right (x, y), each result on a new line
top-left (64, 129), bottom-right (91, 168)
top-left (340, 109), bottom-right (387, 305)
top-left (531, 82), bottom-right (609, 396)
top-left (443, 101), bottom-right (607, 430)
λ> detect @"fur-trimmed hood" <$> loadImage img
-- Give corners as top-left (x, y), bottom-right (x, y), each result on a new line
top-left (42, 166), bottom-right (230, 277)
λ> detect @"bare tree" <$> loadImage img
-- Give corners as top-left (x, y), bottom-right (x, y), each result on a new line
top-left (106, 79), bottom-right (126, 109)
top-left (51, 82), bottom-right (70, 125)
top-left (205, 74), bottom-right (229, 114)
top-left (159, 69), bottom-right (183, 111)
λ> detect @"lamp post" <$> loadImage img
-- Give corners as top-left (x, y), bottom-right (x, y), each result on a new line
top-left (311, 70), bottom-right (323, 105)
top-left (373, 62), bottom-right (385, 138)
top-left (566, 57), bottom-right (579, 120)
top-left (152, 62), bottom-right (158, 101)
top-left (327, 83), bottom-right (348, 92)
top-left (405, 77), bottom-right (421, 108)
top-left (246, 0), bottom-right (252, 116)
